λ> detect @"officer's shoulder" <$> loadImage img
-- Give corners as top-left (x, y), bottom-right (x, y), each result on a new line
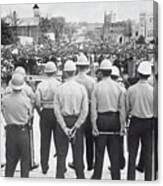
top-left (74, 80), bottom-right (86, 91)
top-left (2, 93), bottom-right (11, 102)
top-left (85, 74), bottom-right (96, 83)
top-left (127, 83), bottom-right (137, 93)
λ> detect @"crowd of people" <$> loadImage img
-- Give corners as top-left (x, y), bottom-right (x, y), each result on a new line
top-left (1, 51), bottom-right (158, 180)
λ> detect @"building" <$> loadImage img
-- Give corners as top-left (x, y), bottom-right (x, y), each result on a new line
top-left (103, 11), bottom-right (132, 44)
top-left (139, 12), bottom-right (154, 43)
top-left (7, 4), bottom-right (41, 43)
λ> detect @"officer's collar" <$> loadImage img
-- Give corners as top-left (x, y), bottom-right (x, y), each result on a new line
top-left (65, 76), bottom-right (75, 82)
top-left (138, 79), bottom-right (148, 84)
top-left (102, 76), bottom-right (111, 81)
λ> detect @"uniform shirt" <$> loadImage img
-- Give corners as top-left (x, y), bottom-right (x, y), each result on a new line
top-left (153, 79), bottom-right (158, 118)
top-left (126, 79), bottom-right (153, 119)
top-left (2, 91), bottom-right (32, 125)
top-left (91, 77), bottom-right (125, 126)
top-left (75, 72), bottom-right (96, 101)
top-left (54, 78), bottom-right (88, 128)
top-left (35, 77), bottom-right (60, 109)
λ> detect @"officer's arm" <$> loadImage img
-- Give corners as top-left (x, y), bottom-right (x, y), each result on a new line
top-left (53, 90), bottom-right (67, 131)
top-left (125, 89), bottom-right (131, 119)
top-left (74, 87), bottom-right (89, 128)
top-left (26, 97), bottom-right (33, 123)
top-left (29, 87), bottom-right (36, 108)
top-left (118, 90), bottom-right (126, 131)
top-left (35, 86), bottom-right (42, 115)
top-left (91, 87), bottom-right (98, 129)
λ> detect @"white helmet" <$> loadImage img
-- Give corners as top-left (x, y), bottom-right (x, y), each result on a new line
top-left (44, 61), bottom-right (57, 73)
top-left (11, 73), bottom-right (25, 90)
top-left (100, 59), bottom-right (112, 70)
top-left (14, 66), bottom-right (26, 77)
top-left (111, 66), bottom-right (120, 77)
top-left (64, 60), bottom-right (76, 72)
top-left (76, 53), bottom-right (90, 66)
top-left (137, 61), bottom-right (152, 75)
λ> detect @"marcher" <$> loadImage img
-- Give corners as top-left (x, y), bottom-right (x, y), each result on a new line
top-left (35, 61), bottom-right (60, 174)
top-left (54, 60), bottom-right (88, 178)
top-left (2, 73), bottom-right (32, 177)
top-left (91, 59), bottom-right (125, 180)
top-left (73, 53), bottom-right (96, 171)
top-left (126, 61), bottom-right (153, 181)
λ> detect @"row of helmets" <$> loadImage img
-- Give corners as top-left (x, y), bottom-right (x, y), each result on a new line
top-left (45, 53), bottom-right (152, 76)
top-left (14, 53), bottom-right (153, 75)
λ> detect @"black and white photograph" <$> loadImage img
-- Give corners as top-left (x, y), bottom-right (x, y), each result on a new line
top-left (0, 0), bottom-right (158, 181)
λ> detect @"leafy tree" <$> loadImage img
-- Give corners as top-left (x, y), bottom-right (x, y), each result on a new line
top-left (136, 35), bottom-right (145, 44)
top-left (39, 17), bottom-right (51, 33)
top-left (51, 17), bottom-right (65, 43)
top-left (64, 24), bottom-right (76, 43)
top-left (1, 19), bottom-right (14, 45)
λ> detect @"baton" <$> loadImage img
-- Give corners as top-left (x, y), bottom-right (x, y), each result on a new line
top-left (99, 131), bottom-right (125, 135)
top-left (28, 118), bottom-right (39, 170)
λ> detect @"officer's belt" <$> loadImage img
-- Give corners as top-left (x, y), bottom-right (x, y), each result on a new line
top-left (98, 111), bottom-right (119, 116)
top-left (41, 100), bottom-right (54, 109)
top-left (6, 124), bottom-right (28, 130)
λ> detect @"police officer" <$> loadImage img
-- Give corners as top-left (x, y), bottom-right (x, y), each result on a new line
top-left (91, 59), bottom-right (125, 180)
top-left (6, 66), bottom-right (38, 170)
top-left (74, 53), bottom-right (96, 171)
top-left (126, 61), bottom-right (153, 180)
top-left (2, 73), bottom-right (32, 177)
top-left (54, 60), bottom-right (88, 179)
top-left (35, 61), bottom-right (60, 174)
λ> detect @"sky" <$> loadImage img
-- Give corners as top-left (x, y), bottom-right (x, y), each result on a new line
top-left (0, 0), bottom-right (153, 23)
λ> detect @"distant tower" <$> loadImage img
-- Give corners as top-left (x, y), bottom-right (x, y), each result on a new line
top-left (33, 4), bottom-right (40, 18)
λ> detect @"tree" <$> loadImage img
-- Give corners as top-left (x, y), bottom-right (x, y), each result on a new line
top-left (51, 17), bottom-right (65, 44)
top-left (1, 19), bottom-right (14, 45)
top-left (64, 24), bottom-right (76, 43)
top-left (136, 35), bottom-right (145, 44)
top-left (39, 17), bottom-right (51, 33)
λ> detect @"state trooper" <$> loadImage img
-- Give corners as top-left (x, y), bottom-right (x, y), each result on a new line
top-left (71, 53), bottom-right (96, 171)
top-left (111, 66), bottom-right (126, 170)
top-left (126, 61), bottom-right (153, 180)
top-left (4, 66), bottom-right (38, 170)
top-left (2, 73), bottom-right (32, 177)
top-left (91, 59), bottom-right (125, 180)
top-left (54, 60), bottom-right (88, 179)
top-left (35, 61), bottom-right (60, 174)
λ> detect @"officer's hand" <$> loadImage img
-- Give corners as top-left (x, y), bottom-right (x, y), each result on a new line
top-left (92, 126), bottom-right (99, 137)
top-left (63, 127), bottom-right (71, 137)
top-left (120, 128), bottom-right (126, 136)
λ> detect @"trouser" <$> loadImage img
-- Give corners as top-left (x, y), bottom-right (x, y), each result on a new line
top-left (55, 116), bottom-right (84, 179)
top-left (40, 108), bottom-right (57, 172)
top-left (119, 136), bottom-right (125, 169)
top-left (5, 125), bottom-right (30, 177)
top-left (92, 112), bottom-right (121, 180)
top-left (84, 111), bottom-right (94, 170)
top-left (127, 116), bottom-right (153, 181)
top-left (137, 117), bottom-right (158, 179)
